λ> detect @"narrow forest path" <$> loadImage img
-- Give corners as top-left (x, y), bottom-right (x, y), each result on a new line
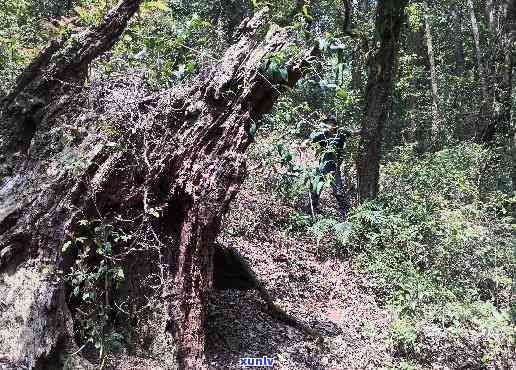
top-left (206, 170), bottom-right (395, 369)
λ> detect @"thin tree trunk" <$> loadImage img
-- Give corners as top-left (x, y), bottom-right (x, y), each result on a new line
top-left (424, 13), bottom-right (440, 145)
top-left (511, 95), bottom-right (516, 195)
top-left (452, 4), bottom-right (465, 75)
top-left (357, 0), bottom-right (408, 201)
top-left (476, 0), bottom-right (515, 142)
top-left (504, 0), bottom-right (516, 189)
top-left (468, 0), bottom-right (489, 101)
top-left (0, 4), bottom-right (312, 369)
top-left (351, 49), bottom-right (363, 90)
top-left (507, 2), bottom-right (516, 194)
top-left (486, 0), bottom-right (499, 37)
top-left (351, 0), bottom-right (370, 91)
top-left (406, 24), bottom-right (426, 148)
top-left (468, 0), bottom-right (493, 141)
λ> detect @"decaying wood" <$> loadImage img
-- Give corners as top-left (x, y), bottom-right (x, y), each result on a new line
top-left (0, 2), bottom-right (144, 369)
top-left (0, 0), bottom-right (144, 157)
top-left (0, 1), bottom-right (313, 369)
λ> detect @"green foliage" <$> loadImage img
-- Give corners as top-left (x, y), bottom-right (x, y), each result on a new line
top-left (251, 0), bottom-right (311, 25)
top-left (74, 0), bottom-right (115, 27)
top-left (334, 143), bottom-right (514, 363)
top-left (261, 44), bottom-right (302, 84)
top-left (283, 211), bottom-right (312, 233)
top-left (0, 0), bottom-right (41, 87)
top-left (388, 317), bottom-right (419, 357)
top-left (267, 142), bottom-right (310, 201)
top-left (63, 219), bottom-right (132, 364)
top-left (104, 5), bottom-right (213, 88)
top-left (262, 50), bottom-right (290, 83)
top-left (405, 3), bottom-right (424, 32)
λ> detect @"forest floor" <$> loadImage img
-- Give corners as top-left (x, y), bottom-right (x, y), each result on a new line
top-left (100, 164), bottom-right (398, 370)
top-left (92, 140), bottom-right (514, 370)
top-left (205, 164), bottom-right (396, 369)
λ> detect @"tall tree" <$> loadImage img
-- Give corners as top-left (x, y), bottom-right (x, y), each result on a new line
top-left (468, 0), bottom-right (489, 102)
top-left (451, 2), bottom-right (465, 75)
top-left (467, 0), bottom-right (515, 142)
top-left (503, 0), bottom-right (516, 195)
top-left (357, 0), bottom-right (408, 201)
top-left (424, 11), bottom-right (440, 145)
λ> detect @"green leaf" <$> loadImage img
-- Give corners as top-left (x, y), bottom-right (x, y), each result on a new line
top-left (336, 88), bottom-right (349, 100)
top-left (62, 240), bottom-right (72, 252)
top-left (279, 67), bottom-right (288, 82)
top-left (115, 267), bottom-right (125, 281)
top-left (143, 1), bottom-right (170, 12)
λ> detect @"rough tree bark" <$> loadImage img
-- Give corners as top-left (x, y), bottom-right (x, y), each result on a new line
top-left (0, 1), bottom-right (312, 369)
top-left (0, 2), bottom-right (145, 368)
top-left (357, 0), bottom-right (407, 201)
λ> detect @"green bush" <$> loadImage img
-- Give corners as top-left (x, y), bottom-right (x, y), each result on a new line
top-left (388, 317), bottom-right (419, 357)
top-left (336, 144), bottom-right (514, 364)
top-left (0, 0), bottom-right (40, 88)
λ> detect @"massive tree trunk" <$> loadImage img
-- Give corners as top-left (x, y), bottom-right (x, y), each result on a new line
top-left (0, 1), bottom-right (310, 368)
top-left (0, 2), bottom-right (145, 368)
top-left (357, 0), bottom-right (407, 201)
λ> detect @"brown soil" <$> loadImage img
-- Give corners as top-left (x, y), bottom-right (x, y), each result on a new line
top-left (205, 173), bottom-right (394, 369)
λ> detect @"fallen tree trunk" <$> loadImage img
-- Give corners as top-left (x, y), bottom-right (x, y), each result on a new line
top-left (0, 1), bottom-right (311, 369)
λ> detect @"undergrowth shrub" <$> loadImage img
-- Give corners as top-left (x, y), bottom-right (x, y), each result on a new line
top-left (63, 219), bottom-right (133, 365)
top-left (335, 144), bottom-right (515, 366)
